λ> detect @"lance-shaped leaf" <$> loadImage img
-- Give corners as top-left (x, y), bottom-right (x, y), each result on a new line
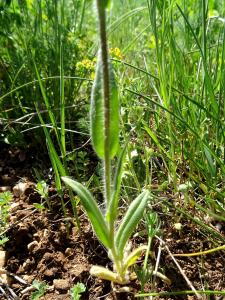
top-left (62, 177), bottom-right (111, 248)
top-left (90, 54), bottom-right (119, 159)
top-left (115, 190), bottom-right (150, 259)
top-left (123, 245), bottom-right (148, 270)
top-left (106, 145), bottom-right (126, 223)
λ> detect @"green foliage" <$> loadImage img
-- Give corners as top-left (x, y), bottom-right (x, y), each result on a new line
top-left (0, 191), bottom-right (13, 230)
top-left (0, 0), bottom-right (94, 151)
top-left (35, 180), bottom-right (51, 209)
top-left (70, 282), bottom-right (86, 300)
top-left (31, 280), bottom-right (48, 300)
top-left (115, 191), bottom-right (150, 259)
top-left (0, 236), bottom-right (9, 246)
top-left (33, 203), bottom-right (46, 211)
top-left (62, 177), bottom-right (112, 249)
top-left (90, 54), bottom-right (119, 159)
top-left (136, 211), bottom-right (162, 291)
top-left (36, 180), bottom-right (49, 199)
top-left (62, 0), bottom-right (150, 284)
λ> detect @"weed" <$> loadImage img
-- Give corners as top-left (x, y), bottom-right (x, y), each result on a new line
top-left (63, 0), bottom-right (153, 285)
top-left (35, 180), bottom-right (51, 210)
top-left (0, 191), bottom-right (13, 231)
top-left (31, 280), bottom-right (48, 300)
top-left (70, 282), bottom-right (86, 300)
top-left (0, 236), bottom-right (9, 246)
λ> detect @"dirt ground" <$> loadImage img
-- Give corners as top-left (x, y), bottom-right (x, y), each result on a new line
top-left (0, 146), bottom-right (225, 299)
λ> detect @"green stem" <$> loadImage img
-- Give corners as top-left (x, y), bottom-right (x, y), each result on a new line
top-left (136, 290), bottom-right (225, 298)
top-left (96, 0), bottom-right (111, 206)
top-left (173, 244), bottom-right (225, 257)
top-left (95, 3), bottom-right (125, 280)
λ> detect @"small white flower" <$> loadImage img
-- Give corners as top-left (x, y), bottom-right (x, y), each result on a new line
top-left (130, 150), bottom-right (138, 158)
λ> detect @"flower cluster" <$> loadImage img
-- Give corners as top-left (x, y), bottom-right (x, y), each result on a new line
top-left (76, 58), bottom-right (96, 79)
top-left (109, 47), bottom-right (124, 60)
top-left (76, 58), bottom-right (96, 71)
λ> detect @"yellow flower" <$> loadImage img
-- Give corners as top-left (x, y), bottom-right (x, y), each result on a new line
top-left (76, 59), bottom-right (95, 71)
top-left (109, 47), bottom-right (124, 60)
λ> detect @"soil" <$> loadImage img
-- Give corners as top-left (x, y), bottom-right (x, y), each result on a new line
top-left (0, 145), bottom-right (225, 300)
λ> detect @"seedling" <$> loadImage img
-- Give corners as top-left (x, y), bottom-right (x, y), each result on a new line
top-left (70, 282), bottom-right (86, 300)
top-left (62, 0), bottom-right (150, 284)
top-left (35, 180), bottom-right (51, 210)
top-left (0, 191), bottom-right (13, 230)
top-left (0, 236), bottom-right (9, 246)
top-left (136, 212), bottom-right (171, 293)
top-left (31, 280), bottom-right (48, 300)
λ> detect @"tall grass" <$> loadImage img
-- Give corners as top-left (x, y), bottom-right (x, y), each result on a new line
top-left (0, 0), bottom-right (93, 141)
top-left (109, 0), bottom-right (225, 235)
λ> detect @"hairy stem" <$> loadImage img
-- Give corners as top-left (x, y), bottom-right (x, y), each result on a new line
top-left (95, 1), bottom-right (125, 278)
top-left (96, 0), bottom-right (111, 206)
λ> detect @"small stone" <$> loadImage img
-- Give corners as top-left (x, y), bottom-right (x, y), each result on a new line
top-left (70, 264), bottom-right (87, 277)
top-left (27, 241), bottom-right (39, 252)
top-left (0, 251), bottom-right (6, 267)
top-left (53, 279), bottom-right (70, 291)
top-left (174, 223), bottom-right (182, 230)
top-left (23, 275), bottom-right (35, 284)
top-left (10, 202), bottom-right (20, 213)
top-left (0, 186), bottom-right (11, 192)
top-left (65, 248), bottom-right (73, 257)
top-left (0, 251), bottom-right (8, 284)
top-left (13, 182), bottom-right (29, 197)
top-left (0, 272), bottom-right (8, 284)
top-left (44, 268), bottom-right (58, 277)
top-left (19, 151), bottom-right (26, 162)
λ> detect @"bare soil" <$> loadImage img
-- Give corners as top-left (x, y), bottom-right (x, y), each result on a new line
top-left (0, 146), bottom-right (225, 299)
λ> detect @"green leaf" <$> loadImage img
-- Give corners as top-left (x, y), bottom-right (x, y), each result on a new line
top-left (100, 0), bottom-right (112, 9)
top-left (123, 245), bottom-right (148, 270)
top-left (204, 145), bottom-right (216, 177)
top-left (35, 103), bottom-right (66, 177)
top-left (70, 282), bottom-right (86, 300)
top-left (62, 177), bottom-right (111, 248)
top-left (0, 236), bottom-right (9, 246)
top-left (105, 0), bottom-right (112, 9)
top-left (143, 122), bottom-right (172, 160)
top-left (90, 53), bottom-right (119, 159)
top-left (31, 280), bottom-right (48, 300)
top-left (106, 144), bottom-right (126, 222)
top-left (33, 203), bottom-right (46, 211)
top-left (115, 190), bottom-right (150, 259)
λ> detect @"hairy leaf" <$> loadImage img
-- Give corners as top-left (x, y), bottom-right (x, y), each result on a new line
top-left (106, 144), bottom-right (126, 223)
top-left (62, 177), bottom-right (111, 248)
top-left (90, 54), bottom-right (119, 159)
top-left (115, 190), bottom-right (150, 258)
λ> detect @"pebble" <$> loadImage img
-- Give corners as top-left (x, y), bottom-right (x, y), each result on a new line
top-left (0, 250), bottom-right (8, 284)
top-left (53, 279), bottom-right (70, 290)
top-left (0, 186), bottom-right (11, 192)
top-left (13, 182), bottom-right (29, 197)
